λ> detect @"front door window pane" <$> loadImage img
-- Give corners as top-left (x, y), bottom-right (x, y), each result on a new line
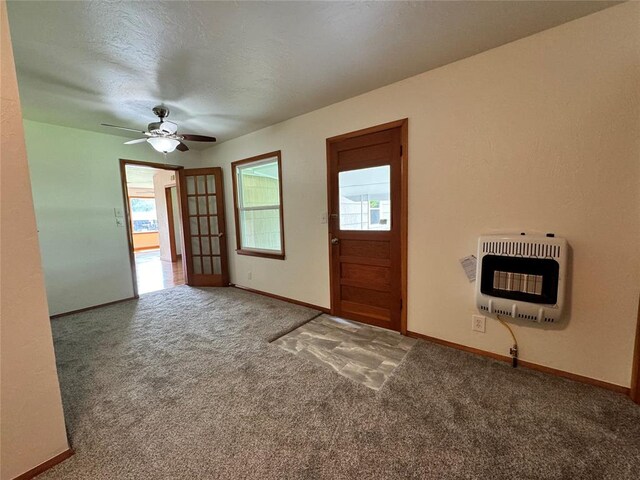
top-left (338, 166), bottom-right (391, 231)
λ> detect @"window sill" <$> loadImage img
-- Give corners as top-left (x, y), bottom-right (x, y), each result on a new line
top-left (236, 249), bottom-right (285, 260)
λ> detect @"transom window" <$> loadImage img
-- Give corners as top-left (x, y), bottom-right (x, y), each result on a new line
top-left (232, 151), bottom-right (285, 260)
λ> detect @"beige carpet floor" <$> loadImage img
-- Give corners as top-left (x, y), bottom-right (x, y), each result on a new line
top-left (43, 286), bottom-right (640, 479)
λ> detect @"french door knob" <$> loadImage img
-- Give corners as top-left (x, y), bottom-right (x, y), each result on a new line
top-left (331, 238), bottom-right (339, 245)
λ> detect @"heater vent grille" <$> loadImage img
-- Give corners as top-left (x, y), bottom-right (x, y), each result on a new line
top-left (478, 303), bottom-right (556, 322)
top-left (481, 240), bottom-right (561, 259)
top-left (476, 235), bottom-right (567, 323)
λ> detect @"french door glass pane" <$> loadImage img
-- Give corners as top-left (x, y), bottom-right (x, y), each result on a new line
top-left (190, 217), bottom-right (199, 235)
top-left (213, 256), bottom-right (221, 275)
top-left (338, 165), bottom-right (391, 231)
top-left (188, 197), bottom-right (197, 215)
top-left (201, 237), bottom-right (211, 255)
top-left (197, 176), bottom-right (206, 194)
top-left (207, 195), bottom-right (217, 214)
top-left (191, 236), bottom-right (200, 255)
top-left (202, 256), bottom-right (212, 275)
top-left (193, 256), bottom-right (202, 274)
top-left (206, 175), bottom-right (216, 193)
top-left (199, 217), bottom-right (208, 235)
top-left (211, 237), bottom-right (220, 255)
top-left (198, 196), bottom-right (207, 214)
top-left (186, 176), bottom-right (196, 195)
top-left (209, 216), bottom-right (219, 235)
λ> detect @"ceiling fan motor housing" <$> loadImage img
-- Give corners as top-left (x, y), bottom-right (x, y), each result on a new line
top-left (149, 106), bottom-right (177, 134)
top-left (148, 120), bottom-right (178, 135)
top-left (152, 105), bottom-right (170, 120)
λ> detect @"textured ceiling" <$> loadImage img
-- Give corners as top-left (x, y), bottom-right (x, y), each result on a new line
top-left (7, 1), bottom-right (619, 148)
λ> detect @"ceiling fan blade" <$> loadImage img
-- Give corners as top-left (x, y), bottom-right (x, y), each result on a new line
top-left (124, 138), bottom-right (148, 145)
top-left (176, 142), bottom-right (189, 152)
top-left (101, 123), bottom-right (147, 134)
top-left (181, 134), bottom-right (216, 142)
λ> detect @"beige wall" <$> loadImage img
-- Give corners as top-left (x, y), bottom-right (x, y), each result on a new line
top-left (153, 170), bottom-right (182, 261)
top-left (23, 121), bottom-right (202, 315)
top-left (0, 2), bottom-right (70, 478)
top-left (203, 3), bottom-right (640, 387)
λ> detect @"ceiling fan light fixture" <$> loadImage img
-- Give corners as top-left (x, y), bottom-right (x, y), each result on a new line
top-left (147, 136), bottom-right (180, 153)
top-left (102, 106), bottom-right (215, 153)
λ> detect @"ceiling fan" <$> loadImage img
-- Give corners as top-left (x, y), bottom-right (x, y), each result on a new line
top-left (101, 106), bottom-right (216, 153)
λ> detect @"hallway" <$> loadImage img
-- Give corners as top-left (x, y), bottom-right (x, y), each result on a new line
top-left (135, 249), bottom-right (184, 294)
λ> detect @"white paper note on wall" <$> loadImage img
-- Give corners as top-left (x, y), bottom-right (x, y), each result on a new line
top-left (460, 255), bottom-right (477, 282)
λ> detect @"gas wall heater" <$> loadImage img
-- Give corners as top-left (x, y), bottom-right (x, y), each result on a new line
top-left (475, 234), bottom-right (568, 323)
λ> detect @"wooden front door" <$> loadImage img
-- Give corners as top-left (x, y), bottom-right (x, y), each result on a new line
top-left (327, 120), bottom-right (407, 332)
top-left (180, 167), bottom-right (229, 287)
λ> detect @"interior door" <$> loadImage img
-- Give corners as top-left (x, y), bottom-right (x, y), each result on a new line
top-left (327, 124), bottom-right (403, 331)
top-left (180, 167), bottom-right (229, 286)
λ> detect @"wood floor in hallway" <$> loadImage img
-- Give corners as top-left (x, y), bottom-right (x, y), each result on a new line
top-left (134, 249), bottom-right (184, 294)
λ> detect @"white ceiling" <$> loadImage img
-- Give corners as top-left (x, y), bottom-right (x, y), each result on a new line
top-left (7, 1), bottom-right (619, 147)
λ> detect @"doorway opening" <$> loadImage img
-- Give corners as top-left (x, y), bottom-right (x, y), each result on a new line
top-left (120, 159), bottom-right (185, 295)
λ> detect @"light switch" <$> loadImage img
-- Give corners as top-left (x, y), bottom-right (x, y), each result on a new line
top-left (114, 207), bottom-right (124, 218)
top-left (115, 218), bottom-right (125, 227)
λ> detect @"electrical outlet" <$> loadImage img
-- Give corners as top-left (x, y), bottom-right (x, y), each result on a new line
top-left (472, 315), bottom-right (486, 333)
top-left (247, 271), bottom-right (252, 280)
